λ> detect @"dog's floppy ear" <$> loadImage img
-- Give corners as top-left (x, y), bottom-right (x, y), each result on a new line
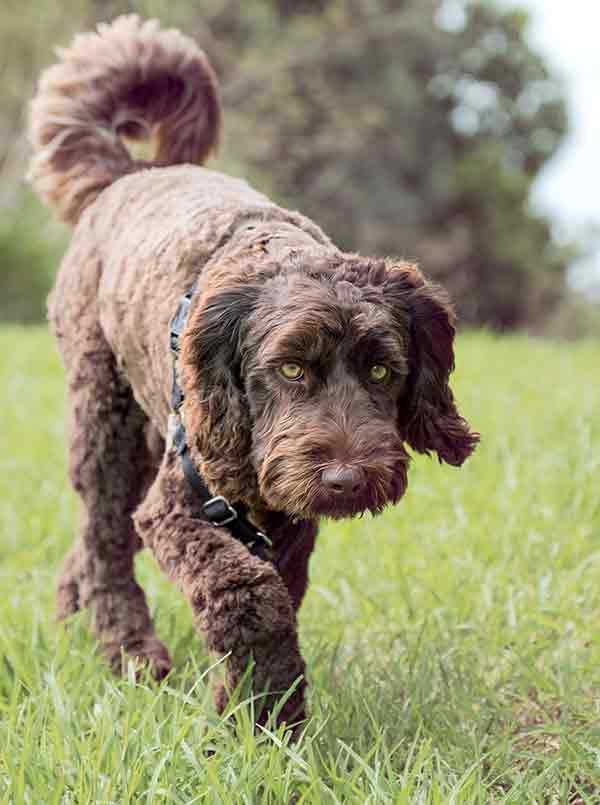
top-left (180, 279), bottom-right (262, 503)
top-left (385, 261), bottom-right (479, 466)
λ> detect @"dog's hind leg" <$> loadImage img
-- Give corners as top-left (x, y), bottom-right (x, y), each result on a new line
top-left (56, 324), bottom-right (172, 679)
top-left (57, 421), bottom-right (164, 619)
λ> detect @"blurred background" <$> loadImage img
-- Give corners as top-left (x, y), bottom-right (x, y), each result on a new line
top-left (2, 0), bottom-right (599, 336)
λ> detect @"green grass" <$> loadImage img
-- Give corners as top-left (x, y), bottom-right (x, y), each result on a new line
top-left (1, 326), bottom-right (599, 803)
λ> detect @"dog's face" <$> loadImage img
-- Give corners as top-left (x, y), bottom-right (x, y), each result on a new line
top-left (244, 273), bottom-right (411, 518)
top-left (182, 255), bottom-right (478, 518)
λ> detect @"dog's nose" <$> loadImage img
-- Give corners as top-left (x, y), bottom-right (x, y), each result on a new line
top-left (321, 465), bottom-right (364, 497)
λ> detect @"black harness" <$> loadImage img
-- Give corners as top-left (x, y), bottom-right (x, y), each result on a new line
top-left (169, 282), bottom-right (271, 561)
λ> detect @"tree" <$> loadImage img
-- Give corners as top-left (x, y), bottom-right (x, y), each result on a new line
top-left (214, 0), bottom-right (576, 329)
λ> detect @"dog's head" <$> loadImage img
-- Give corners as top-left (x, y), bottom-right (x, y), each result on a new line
top-left (181, 253), bottom-right (478, 518)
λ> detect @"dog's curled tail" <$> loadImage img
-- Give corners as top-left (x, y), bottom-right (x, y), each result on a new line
top-left (28, 15), bottom-right (221, 225)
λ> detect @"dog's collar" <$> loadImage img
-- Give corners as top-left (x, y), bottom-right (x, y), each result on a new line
top-left (169, 281), bottom-right (271, 561)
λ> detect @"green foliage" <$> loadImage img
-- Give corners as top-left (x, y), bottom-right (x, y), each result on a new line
top-left (0, 0), bottom-right (86, 323)
top-left (1, 328), bottom-right (600, 801)
top-left (208, 0), bottom-right (578, 329)
top-left (0, 193), bottom-right (68, 323)
top-left (0, 0), bottom-right (91, 188)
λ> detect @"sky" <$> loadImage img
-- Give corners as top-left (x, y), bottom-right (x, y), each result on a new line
top-left (504, 0), bottom-right (600, 292)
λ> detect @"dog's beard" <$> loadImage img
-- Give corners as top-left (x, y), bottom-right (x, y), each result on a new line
top-left (256, 429), bottom-right (410, 520)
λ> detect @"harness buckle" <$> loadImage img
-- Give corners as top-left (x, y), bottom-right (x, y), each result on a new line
top-left (203, 495), bottom-right (238, 527)
top-left (170, 293), bottom-right (193, 355)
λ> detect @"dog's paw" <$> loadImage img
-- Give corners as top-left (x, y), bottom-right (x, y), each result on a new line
top-left (106, 634), bottom-right (174, 681)
top-left (213, 679), bottom-right (307, 736)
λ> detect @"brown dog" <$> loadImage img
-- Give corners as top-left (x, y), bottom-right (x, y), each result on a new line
top-left (29, 15), bottom-right (478, 728)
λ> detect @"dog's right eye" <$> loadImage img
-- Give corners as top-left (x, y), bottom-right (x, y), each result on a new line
top-left (280, 362), bottom-right (304, 381)
top-left (368, 363), bottom-right (391, 384)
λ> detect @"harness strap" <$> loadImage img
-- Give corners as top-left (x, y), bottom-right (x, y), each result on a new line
top-left (169, 280), bottom-right (271, 562)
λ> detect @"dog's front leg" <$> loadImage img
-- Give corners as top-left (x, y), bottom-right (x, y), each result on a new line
top-left (134, 451), bottom-right (306, 728)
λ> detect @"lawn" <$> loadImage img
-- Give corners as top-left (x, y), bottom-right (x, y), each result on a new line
top-left (0, 326), bottom-right (599, 803)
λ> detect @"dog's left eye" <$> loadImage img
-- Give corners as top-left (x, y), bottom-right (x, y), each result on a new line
top-left (280, 362), bottom-right (304, 381)
top-left (368, 364), bottom-right (390, 383)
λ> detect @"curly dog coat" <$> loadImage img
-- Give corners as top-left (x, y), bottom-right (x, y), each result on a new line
top-left (29, 16), bottom-right (478, 727)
